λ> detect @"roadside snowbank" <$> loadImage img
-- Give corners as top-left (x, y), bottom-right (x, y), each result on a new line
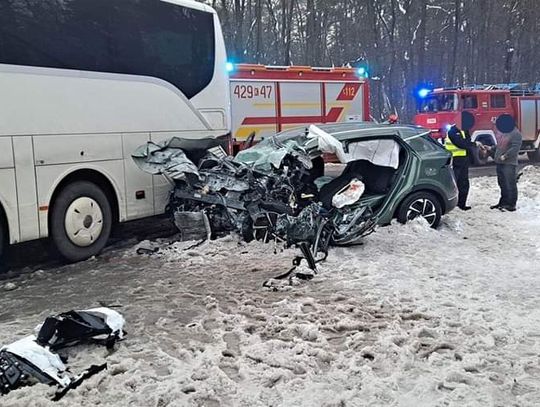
top-left (1, 167), bottom-right (540, 406)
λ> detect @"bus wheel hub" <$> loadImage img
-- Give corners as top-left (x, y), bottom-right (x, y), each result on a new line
top-left (64, 197), bottom-right (104, 247)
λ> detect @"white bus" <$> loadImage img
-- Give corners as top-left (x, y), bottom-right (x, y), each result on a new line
top-left (0, 0), bottom-right (230, 265)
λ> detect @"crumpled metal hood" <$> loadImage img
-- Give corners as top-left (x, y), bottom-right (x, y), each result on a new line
top-left (132, 137), bottom-right (201, 181)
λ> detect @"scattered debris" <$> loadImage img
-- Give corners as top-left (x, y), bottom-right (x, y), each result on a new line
top-left (36, 308), bottom-right (126, 350)
top-left (0, 308), bottom-right (125, 400)
top-left (3, 282), bottom-right (17, 291)
top-left (134, 240), bottom-right (161, 256)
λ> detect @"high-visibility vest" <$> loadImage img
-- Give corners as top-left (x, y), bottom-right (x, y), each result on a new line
top-left (445, 130), bottom-right (467, 157)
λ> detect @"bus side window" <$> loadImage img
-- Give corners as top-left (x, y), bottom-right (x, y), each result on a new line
top-left (0, 0), bottom-right (215, 100)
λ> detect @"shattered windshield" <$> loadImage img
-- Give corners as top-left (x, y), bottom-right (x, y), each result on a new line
top-left (234, 129), bottom-right (313, 172)
top-left (419, 93), bottom-right (457, 112)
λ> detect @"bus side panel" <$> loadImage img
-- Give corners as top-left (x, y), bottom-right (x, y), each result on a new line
top-left (0, 68), bottom-right (210, 137)
top-left (0, 137), bottom-right (14, 169)
top-left (35, 161), bottom-right (126, 238)
top-left (122, 133), bottom-right (154, 219)
top-left (230, 80), bottom-right (277, 142)
top-left (12, 136), bottom-right (40, 241)
top-left (33, 134), bottom-right (123, 165)
top-left (279, 82), bottom-right (321, 132)
top-left (0, 170), bottom-right (18, 244)
top-left (0, 137), bottom-right (19, 244)
top-left (325, 82), bottom-right (365, 122)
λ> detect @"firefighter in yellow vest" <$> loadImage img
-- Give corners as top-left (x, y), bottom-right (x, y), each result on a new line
top-left (445, 111), bottom-right (481, 210)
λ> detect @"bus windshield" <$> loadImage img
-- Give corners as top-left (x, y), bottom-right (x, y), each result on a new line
top-left (419, 94), bottom-right (457, 113)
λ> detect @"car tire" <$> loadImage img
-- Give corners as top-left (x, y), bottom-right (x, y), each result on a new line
top-left (527, 149), bottom-right (540, 162)
top-left (397, 191), bottom-right (442, 228)
top-left (50, 181), bottom-right (112, 262)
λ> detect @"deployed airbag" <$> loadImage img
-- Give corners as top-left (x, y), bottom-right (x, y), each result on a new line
top-left (348, 139), bottom-right (400, 169)
top-left (307, 124), bottom-right (401, 169)
top-left (332, 179), bottom-right (365, 208)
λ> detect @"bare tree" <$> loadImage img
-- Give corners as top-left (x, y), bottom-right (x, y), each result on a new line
top-left (202, 0), bottom-right (540, 120)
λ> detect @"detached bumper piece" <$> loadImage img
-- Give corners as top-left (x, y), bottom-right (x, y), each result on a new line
top-left (0, 308), bottom-right (125, 400)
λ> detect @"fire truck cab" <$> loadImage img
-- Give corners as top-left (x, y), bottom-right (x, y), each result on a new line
top-left (228, 64), bottom-right (370, 149)
top-left (414, 85), bottom-right (540, 164)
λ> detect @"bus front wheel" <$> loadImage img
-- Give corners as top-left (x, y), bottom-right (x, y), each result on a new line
top-left (50, 181), bottom-right (112, 262)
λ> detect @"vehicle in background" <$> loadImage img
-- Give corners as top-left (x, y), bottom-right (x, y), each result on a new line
top-left (0, 0), bottom-right (230, 266)
top-left (414, 85), bottom-right (540, 164)
top-left (229, 64), bottom-right (370, 150)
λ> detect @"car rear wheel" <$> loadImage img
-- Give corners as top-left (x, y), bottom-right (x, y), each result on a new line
top-left (397, 192), bottom-right (442, 228)
top-left (50, 181), bottom-right (112, 262)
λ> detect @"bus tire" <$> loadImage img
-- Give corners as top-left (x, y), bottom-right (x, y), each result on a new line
top-left (50, 181), bottom-right (112, 262)
top-left (527, 149), bottom-right (540, 162)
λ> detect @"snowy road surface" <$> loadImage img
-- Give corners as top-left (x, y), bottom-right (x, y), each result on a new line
top-left (1, 167), bottom-right (540, 406)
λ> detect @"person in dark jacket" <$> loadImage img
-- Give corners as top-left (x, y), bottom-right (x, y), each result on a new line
top-left (444, 111), bottom-right (481, 210)
top-left (487, 114), bottom-right (523, 211)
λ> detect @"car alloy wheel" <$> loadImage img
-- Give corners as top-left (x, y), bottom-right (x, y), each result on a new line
top-left (406, 198), bottom-right (437, 226)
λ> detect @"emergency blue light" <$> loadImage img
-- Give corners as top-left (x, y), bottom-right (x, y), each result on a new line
top-left (357, 67), bottom-right (367, 76)
top-left (226, 62), bottom-right (234, 72)
top-left (418, 88), bottom-right (431, 98)
top-left (445, 124), bottom-right (453, 131)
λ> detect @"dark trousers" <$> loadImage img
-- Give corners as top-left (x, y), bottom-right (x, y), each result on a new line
top-left (496, 164), bottom-right (518, 207)
top-left (452, 157), bottom-right (470, 208)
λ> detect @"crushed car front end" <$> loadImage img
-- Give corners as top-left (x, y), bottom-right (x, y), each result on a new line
top-left (132, 123), bottom-right (456, 265)
top-left (132, 126), bottom-right (389, 258)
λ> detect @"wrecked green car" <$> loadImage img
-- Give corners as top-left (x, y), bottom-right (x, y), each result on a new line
top-left (133, 123), bottom-right (458, 257)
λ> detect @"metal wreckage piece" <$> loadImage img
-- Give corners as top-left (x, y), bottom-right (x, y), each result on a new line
top-left (132, 135), bottom-right (377, 281)
top-left (0, 308), bottom-right (125, 400)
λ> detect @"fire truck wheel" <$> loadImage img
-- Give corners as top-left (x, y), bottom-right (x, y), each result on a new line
top-left (527, 149), bottom-right (540, 162)
top-left (50, 181), bottom-right (112, 262)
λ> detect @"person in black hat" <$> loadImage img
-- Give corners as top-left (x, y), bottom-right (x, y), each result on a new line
top-left (486, 114), bottom-right (522, 211)
top-left (444, 111), bottom-right (482, 210)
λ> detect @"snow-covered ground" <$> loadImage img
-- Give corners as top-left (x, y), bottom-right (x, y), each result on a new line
top-left (1, 167), bottom-right (540, 406)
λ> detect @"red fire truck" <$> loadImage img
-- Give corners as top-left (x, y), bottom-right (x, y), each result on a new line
top-left (414, 85), bottom-right (540, 164)
top-left (229, 64), bottom-right (370, 148)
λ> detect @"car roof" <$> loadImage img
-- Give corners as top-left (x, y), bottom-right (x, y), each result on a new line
top-left (285, 122), bottom-right (430, 141)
